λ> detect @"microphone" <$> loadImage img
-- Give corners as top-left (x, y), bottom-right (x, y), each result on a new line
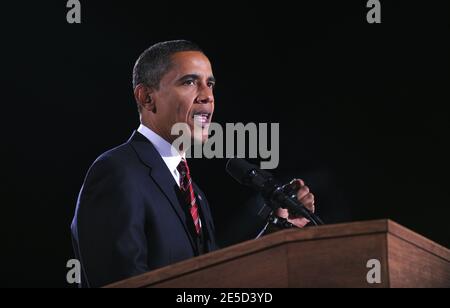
top-left (226, 158), bottom-right (324, 226)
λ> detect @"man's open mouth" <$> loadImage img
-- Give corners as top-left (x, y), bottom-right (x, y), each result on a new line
top-left (192, 112), bottom-right (212, 125)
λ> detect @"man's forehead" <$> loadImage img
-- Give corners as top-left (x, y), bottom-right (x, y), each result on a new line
top-left (162, 51), bottom-right (213, 81)
top-left (170, 51), bottom-right (212, 71)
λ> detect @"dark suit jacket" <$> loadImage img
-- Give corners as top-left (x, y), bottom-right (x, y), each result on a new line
top-left (71, 131), bottom-right (218, 288)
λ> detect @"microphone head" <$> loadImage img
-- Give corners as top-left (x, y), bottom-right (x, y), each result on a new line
top-left (225, 158), bottom-right (256, 185)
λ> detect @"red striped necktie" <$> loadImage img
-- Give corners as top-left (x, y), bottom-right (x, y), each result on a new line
top-left (177, 159), bottom-right (201, 235)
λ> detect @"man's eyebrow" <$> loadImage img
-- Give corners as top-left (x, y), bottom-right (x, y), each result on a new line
top-left (178, 74), bottom-right (199, 82)
top-left (177, 74), bottom-right (216, 83)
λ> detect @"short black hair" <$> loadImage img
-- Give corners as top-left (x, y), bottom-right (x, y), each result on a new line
top-left (132, 40), bottom-right (203, 90)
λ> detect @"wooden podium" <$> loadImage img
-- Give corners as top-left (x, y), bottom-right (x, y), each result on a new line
top-left (106, 220), bottom-right (450, 288)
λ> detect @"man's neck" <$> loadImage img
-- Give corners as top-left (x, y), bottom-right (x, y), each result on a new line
top-left (139, 121), bottom-right (186, 157)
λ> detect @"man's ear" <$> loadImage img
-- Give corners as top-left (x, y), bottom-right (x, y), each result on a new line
top-left (134, 84), bottom-right (156, 113)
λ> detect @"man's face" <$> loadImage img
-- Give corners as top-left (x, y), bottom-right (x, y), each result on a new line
top-left (151, 51), bottom-right (215, 145)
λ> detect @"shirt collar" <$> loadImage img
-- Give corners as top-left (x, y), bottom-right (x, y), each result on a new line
top-left (137, 124), bottom-right (185, 173)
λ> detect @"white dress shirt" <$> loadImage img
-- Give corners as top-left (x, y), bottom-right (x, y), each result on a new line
top-left (137, 124), bottom-right (184, 187)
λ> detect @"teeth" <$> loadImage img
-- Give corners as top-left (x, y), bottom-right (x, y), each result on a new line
top-left (193, 113), bottom-right (210, 124)
top-left (193, 113), bottom-right (210, 120)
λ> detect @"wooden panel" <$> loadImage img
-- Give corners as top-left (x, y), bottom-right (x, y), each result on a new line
top-left (387, 221), bottom-right (450, 261)
top-left (107, 220), bottom-right (393, 288)
top-left (152, 245), bottom-right (289, 288)
top-left (388, 234), bottom-right (450, 288)
top-left (286, 233), bottom-right (389, 288)
top-left (107, 230), bottom-right (289, 288)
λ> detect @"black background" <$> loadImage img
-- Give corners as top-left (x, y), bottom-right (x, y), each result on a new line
top-left (1, 1), bottom-right (449, 287)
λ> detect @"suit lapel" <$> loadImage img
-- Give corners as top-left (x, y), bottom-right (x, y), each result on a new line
top-left (128, 131), bottom-right (196, 253)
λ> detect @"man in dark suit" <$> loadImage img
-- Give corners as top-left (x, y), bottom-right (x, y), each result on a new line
top-left (71, 40), bottom-right (316, 288)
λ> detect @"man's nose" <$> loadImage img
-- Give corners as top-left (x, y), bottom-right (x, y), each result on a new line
top-left (196, 94), bottom-right (213, 104)
top-left (196, 86), bottom-right (214, 104)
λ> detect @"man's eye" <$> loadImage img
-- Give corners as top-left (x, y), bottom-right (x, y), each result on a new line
top-left (208, 82), bottom-right (215, 88)
top-left (183, 80), bottom-right (195, 86)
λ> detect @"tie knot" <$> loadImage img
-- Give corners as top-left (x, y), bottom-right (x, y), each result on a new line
top-left (177, 159), bottom-right (190, 177)
top-left (177, 159), bottom-right (192, 191)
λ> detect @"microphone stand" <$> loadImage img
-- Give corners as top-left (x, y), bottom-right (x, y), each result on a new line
top-left (255, 208), bottom-right (296, 239)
